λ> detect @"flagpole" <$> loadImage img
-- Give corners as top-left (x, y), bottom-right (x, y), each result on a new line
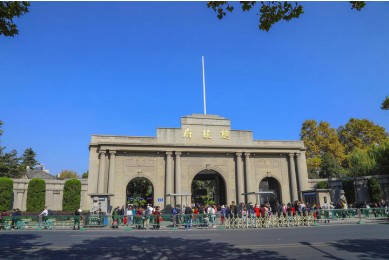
top-left (202, 56), bottom-right (207, 115)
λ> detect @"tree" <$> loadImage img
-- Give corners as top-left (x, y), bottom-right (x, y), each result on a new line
top-left (337, 118), bottom-right (389, 153)
top-left (381, 96), bottom-right (389, 110)
top-left (372, 141), bottom-right (389, 175)
top-left (348, 148), bottom-right (376, 176)
top-left (368, 177), bottom-right (381, 203)
top-left (319, 152), bottom-right (343, 178)
top-left (0, 177), bottom-right (13, 211)
top-left (20, 147), bottom-right (38, 170)
top-left (0, 121), bottom-right (24, 178)
top-left (81, 170), bottom-right (88, 179)
top-left (300, 120), bottom-right (346, 178)
top-left (0, 1), bottom-right (30, 37)
top-left (207, 1), bottom-right (365, 32)
top-left (0, 149), bottom-right (23, 178)
top-left (58, 170), bottom-right (78, 180)
top-left (26, 178), bottom-right (45, 212)
top-left (62, 179), bottom-right (81, 212)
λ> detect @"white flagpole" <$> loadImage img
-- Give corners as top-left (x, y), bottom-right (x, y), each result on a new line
top-left (202, 56), bottom-right (207, 115)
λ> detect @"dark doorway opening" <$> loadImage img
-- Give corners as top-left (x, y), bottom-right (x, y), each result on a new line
top-left (259, 177), bottom-right (282, 210)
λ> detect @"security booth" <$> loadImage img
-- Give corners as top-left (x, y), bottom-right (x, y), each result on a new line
top-left (302, 189), bottom-right (332, 206)
top-left (243, 191), bottom-right (275, 206)
top-left (166, 193), bottom-right (192, 207)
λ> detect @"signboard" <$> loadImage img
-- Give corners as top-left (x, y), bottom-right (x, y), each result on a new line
top-left (157, 198), bottom-right (164, 202)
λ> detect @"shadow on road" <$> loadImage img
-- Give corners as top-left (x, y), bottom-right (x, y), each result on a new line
top-left (0, 233), bottom-right (290, 259)
top-left (329, 239), bottom-right (389, 259)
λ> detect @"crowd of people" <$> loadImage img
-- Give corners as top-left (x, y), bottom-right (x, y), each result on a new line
top-left (110, 198), bottom-right (389, 229)
top-left (1, 198), bottom-right (387, 230)
top-left (111, 204), bottom-right (162, 229)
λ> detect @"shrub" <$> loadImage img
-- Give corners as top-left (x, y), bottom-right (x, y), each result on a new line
top-left (26, 178), bottom-right (46, 212)
top-left (0, 178), bottom-right (13, 211)
top-left (368, 177), bottom-right (382, 203)
top-left (62, 179), bottom-right (81, 212)
top-left (316, 181), bottom-right (329, 189)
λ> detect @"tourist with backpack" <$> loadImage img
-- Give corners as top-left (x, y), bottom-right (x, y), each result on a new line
top-left (184, 205), bottom-right (193, 230)
top-left (74, 208), bottom-right (82, 230)
top-left (172, 205), bottom-right (179, 227)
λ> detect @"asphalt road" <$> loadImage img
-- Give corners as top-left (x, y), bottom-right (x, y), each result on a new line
top-left (1, 223), bottom-right (388, 259)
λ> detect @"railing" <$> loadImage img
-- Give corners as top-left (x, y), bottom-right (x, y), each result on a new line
top-left (0, 208), bottom-right (387, 231)
top-left (316, 208), bottom-right (388, 222)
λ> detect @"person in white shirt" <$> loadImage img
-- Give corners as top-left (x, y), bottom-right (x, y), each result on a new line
top-left (126, 206), bottom-right (133, 226)
top-left (39, 206), bottom-right (48, 223)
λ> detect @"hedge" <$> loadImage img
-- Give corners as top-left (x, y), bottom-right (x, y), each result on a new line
top-left (62, 179), bottom-right (81, 212)
top-left (26, 178), bottom-right (46, 212)
top-left (0, 178), bottom-right (13, 211)
top-left (316, 181), bottom-right (329, 189)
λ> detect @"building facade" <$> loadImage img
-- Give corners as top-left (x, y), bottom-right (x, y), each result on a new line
top-left (88, 114), bottom-right (309, 213)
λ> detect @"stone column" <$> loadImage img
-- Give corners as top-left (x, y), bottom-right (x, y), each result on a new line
top-left (244, 153), bottom-right (250, 203)
top-left (17, 191), bottom-right (24, 210)
top-left (296, 153), bottom-right (304, 200)
top-left (98, 151), bottom-right (107, 194)
top-left (108, 151), bottom-right (116, 195)
top-left (236, 153), bottom-right (244, 203)
top-left (288, 153), bottom-right (298, 202)
top-left (165, 152), bottom-right (173, 206)
top-left (175, 152), bottom-right (182, 207)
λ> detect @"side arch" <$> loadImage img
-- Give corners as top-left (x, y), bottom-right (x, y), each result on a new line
top-left (125, 176), bottom-right (155, 208)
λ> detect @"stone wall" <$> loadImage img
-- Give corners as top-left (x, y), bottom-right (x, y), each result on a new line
top-left (12, 178), bottom-right (89, 211)
top-left (308, 175), bottom-right (389, 204)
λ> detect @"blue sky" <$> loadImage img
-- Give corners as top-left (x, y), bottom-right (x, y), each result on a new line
top-left (1, 1), bottom-right (388, 176)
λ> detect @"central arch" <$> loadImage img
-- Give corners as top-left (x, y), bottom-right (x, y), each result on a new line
top-left (191, 169), bottom-right (227, 206)
top-left (259, 177), bottom-right (282, 210)
top-left (126, 177), bottom-right (154, 208)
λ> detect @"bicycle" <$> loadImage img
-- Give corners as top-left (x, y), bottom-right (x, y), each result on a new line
top-left (36, 216), bottom-right (54, 230)
top-left (1, 218), bottom-right (25, 230)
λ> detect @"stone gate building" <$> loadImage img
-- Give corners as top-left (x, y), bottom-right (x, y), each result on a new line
top-left (87, 114), bottom-right (309, 213)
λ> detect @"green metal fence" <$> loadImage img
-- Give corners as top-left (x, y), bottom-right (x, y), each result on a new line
top-left (0, 208), bottom-right (387, 231)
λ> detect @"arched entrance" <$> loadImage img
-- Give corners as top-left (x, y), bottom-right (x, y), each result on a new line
top-left (259, 177), bottom-right (282, 210)
top-left (126, 177), bottom-right (153, 207)
top-left (191, 170), bottom-right (226, 206)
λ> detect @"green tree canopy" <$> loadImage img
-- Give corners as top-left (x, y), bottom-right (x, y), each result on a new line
top-left (319, 152), bottom-right (343, 179)
top-left (381, 96), bottom-right (389, 110)
top-left (0, 1), bottom-right (30, 37)
top-left (20, 147), bottom-right (38, 170)
top-left (0, 121), bottom-right (35, 178)
top-left (337, 118), bottom-right (389, 153)
top-left (81, 170), bottom-right (88, 179)
top-left (368, 177), bottom-right (382, 203)
top-left (348, 148), bottom-right (376, 176)
top-left (0, 149), bottom-right (23, 178)
top-left (207, 1), bottom-right (365, 32)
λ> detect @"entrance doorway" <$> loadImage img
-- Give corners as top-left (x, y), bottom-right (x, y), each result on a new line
top-left (191, 170), bottom-right (226, 206)
top-left (259, 177), bottom-right (281, 210)
top-left (126, 177), bottom-right (153, 207)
